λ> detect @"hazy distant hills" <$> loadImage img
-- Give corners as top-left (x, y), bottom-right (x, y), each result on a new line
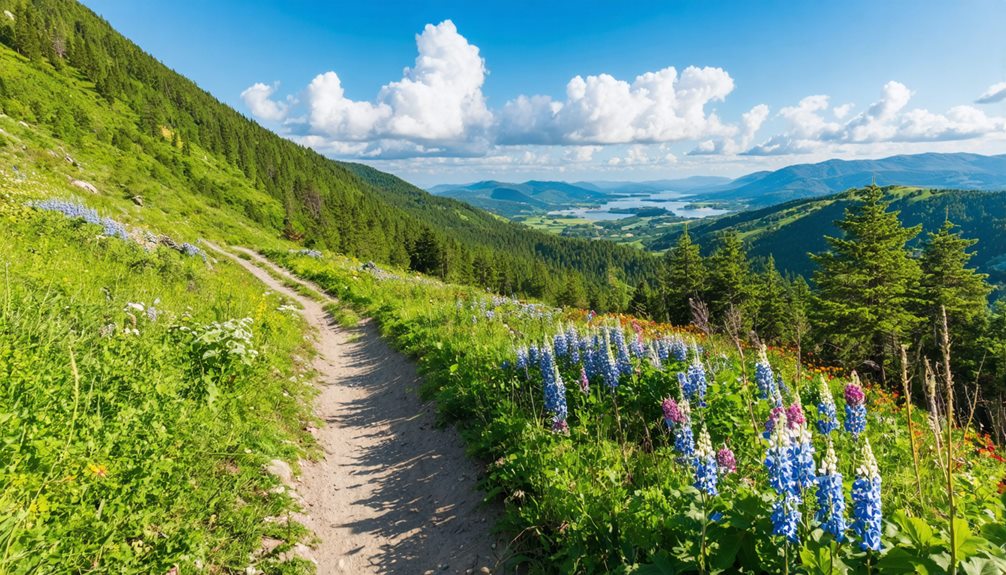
top-left (690, 152), bottom-right (1006, 207)
top-left (433, 153), bottom-right (1006, 216)
top-left (572, 176), bottom-right (732, 194)
top-left (429, 180), bottom-right (613, 216)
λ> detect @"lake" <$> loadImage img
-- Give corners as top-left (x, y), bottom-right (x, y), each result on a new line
top-left (547, 190), bottom-right (729, 221)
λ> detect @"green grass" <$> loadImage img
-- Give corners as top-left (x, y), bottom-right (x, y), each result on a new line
top-left (0, 188), bottom-right (317, 573)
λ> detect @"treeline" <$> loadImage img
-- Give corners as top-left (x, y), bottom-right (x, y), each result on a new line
top-left (670, 186), bottom-right (1006, 292)
top-left (0, 0), bottom-right (657, 309)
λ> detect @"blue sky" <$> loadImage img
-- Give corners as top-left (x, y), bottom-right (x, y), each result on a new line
top-left (84, 1), bottom-right (1006, 186)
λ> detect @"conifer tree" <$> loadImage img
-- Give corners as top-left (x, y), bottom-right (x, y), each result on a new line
top-left (787, 275), bottom-right (812, 367)
top-left (755, 255), bottom-right (788, 343)
top-left (557, 275), bottom-right (588, 309)
top-left (662, 227), bottom-right (707, 325)
top-left (629, 279), bottom-right (653, 319)
top-left (919, 220), bottom-right (990, 328)
top-left (811, 186), bottom-right (923, 372)
top-left (706, 230), bottom-right (751, 324)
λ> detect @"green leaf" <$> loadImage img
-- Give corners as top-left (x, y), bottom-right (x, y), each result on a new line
top-left (902, 515), bottom-right (938, 549)
top-left (952, 517), bottom-right (987, 560)
top-left (799, 543), bottom-right (831, 575)
top-left (634, 552), bottom-right (677, 575)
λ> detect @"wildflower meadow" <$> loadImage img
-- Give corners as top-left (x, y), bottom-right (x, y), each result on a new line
top-left (273, 249), bottom-right (1006, 574)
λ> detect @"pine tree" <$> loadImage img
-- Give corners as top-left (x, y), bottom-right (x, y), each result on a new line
top-left (662, 226), bottom-right (707, 325)
top-left (919, 220), bottom-right (990, 328)
top-left (629, 280), bottom-right (653, 319)
top-left (706, 230), bottom-right (751, 323)
top-left (409, 227), bottom-right (445, 277)
top-left (787, 275), bottom-right (812, 371)
top-left (557, 275), bottom-right (588, 308)
top-left (811, 186), bottom-right (923, 373)
top-left (755, 255), bottom-right (788, 343)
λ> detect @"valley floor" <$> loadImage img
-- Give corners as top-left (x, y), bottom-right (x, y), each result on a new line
top-left (208, 244), bottom-right (503, 574)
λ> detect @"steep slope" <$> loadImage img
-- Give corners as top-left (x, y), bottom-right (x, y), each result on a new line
top-left (0, 0), bottom-right (657, 306)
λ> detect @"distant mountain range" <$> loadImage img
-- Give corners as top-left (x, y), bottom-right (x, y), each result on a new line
top-left (431, 153), bottom-right (1006, 216)
top-left (690, 152), bottom-right (1006, 207)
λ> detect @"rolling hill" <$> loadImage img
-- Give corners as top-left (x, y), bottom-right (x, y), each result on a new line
top-left (429, 179), bottom-right (612, 216)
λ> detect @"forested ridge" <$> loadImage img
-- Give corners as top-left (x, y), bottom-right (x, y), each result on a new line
top-left (0, 0), bottom-right (657, 309)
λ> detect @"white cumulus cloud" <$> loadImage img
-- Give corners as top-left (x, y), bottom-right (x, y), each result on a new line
top-left (976, 81), bottom-right (1006, 104)
top-left (246, 20), bottom-right (492, 156)
top-left (240, 82), bottom-right (290, 122)
top-left (689, 103), bottom-right (769, 155)
top-left (747, 81), bottom-right (1006, 156)
top-left (499, 66), bottom-right (735, 145)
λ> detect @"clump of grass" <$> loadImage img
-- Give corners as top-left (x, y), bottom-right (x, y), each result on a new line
top-left (324, 302), bottom-right (361, 329)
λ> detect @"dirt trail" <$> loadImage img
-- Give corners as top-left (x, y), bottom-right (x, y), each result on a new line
top-left (204, 243), bottom-right (503, 574)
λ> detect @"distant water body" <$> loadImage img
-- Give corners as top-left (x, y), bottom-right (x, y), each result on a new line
top-left (548, 190), bottom-right (728, 221)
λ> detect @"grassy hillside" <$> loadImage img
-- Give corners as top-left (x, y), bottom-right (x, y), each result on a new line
top-left (0, 0), bottom-right (658, 307)
top-left (0, 178), bottom-right (316, 572)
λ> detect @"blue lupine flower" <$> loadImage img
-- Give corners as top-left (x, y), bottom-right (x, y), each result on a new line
top-left (671, 338), bottom-right (688, 362)
top-left (694, 426), bottom-right (718, 496)
top-left (528, 344), bottom-right (539, 366)
top-left (677, 371), bottom-right (691, 397)
top-left (765, 410), bottom-right (794, 494)
top-left (771, 492), bottom-right (803, 543)
top-left (777, 375), bottom-right (790, 398)
top-left (674, 417), bottom-right (695, 459)
top-left (679, 357), bottom-right (707, 406)
top-left (851, 440), bottom-right (882, 551)
top-left (790, 424), bottom-right (817, 492)
top-left (582, 338), bottom-right (597, 380)
top-left (566, 325), bottom-right (580, 364)
top-left (539, 345), bottom-right (568, 429)
top-left (602, 330), bottom-right (621, 389)
top-left (686, 357), bottom-right (708, 406)
top-left (844, 376), bottom-right (867, 438)
top-left (816, 379), bottom-right (840, 435)
top-left (815, 441), bottom-right (847, 542)
top-left (553, 332), bottom-right (567, 358)
top-left (31, 199), bottom-right (131, 241)
top-left (755, 346), bottom-right (776, 400)
top-left (630, 331), bottom-right (646, 358)
top-left (515, 346), bottom-right (529, 372)
top-left (665, 398), bottom-right (695, 459)
top-left (766, 408), bottom-right (804, 544)
top-left (657, 338), bottom-right (670, 362)
top-left (180, 242), bottom-right (207, 260)
top-left (610, 326), bottom-right (633, 375)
